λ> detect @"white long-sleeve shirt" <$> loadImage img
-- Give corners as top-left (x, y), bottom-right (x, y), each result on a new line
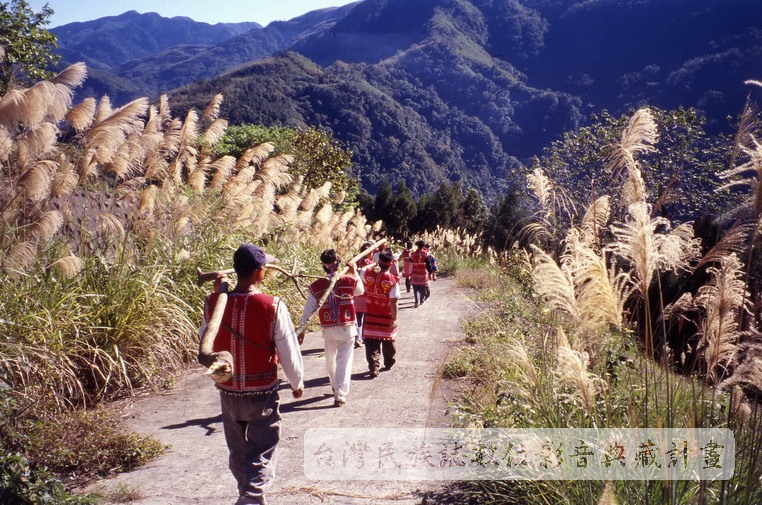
top-left (272, 300), bottom-right (305, 391)
top-left (299, 270), bottom-right (364, 340)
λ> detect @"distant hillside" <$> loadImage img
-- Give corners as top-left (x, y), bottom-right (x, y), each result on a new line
top-left (112, 5), bottom-right (360, 97)
top-left (52, 0), bottom-right (762, 199)
top-left (52, 11), bottom-right (260, 69)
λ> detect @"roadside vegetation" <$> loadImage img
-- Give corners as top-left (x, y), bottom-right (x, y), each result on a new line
top-left (0, 60), bottom-right (375, 502)
top-left (3, 4), bottom-right (762, 503)
top-left (443, 104), bottom-right (762, 504)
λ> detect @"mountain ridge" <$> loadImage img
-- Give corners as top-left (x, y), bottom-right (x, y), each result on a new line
top-left (49, 0), bottom-right (762, 198)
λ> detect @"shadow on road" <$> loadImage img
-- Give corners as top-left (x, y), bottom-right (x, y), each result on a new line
top-left (162, 414), bottom-right (222, 436)
top-left (281, 394), bottom-right (336, 413)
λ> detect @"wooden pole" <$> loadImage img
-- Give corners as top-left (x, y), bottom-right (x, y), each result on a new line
top-left (196, 264), bottom-right (323, 286)
top-left (296, 238), bottom-right (387, 336)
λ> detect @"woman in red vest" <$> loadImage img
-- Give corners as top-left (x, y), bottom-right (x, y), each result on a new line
top-left (360, 250), bottom-right (400, 377)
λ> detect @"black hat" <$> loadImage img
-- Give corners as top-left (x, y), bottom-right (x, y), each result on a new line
top-left (233, 244), bottom-right (275, 275)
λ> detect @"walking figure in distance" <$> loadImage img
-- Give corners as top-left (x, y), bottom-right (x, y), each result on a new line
top-left (400, 240), bottom-right (413, 293)
top-left (360, 250), bottom-right (400, 376)
top-left (410, 240), bottom-right (429, 307)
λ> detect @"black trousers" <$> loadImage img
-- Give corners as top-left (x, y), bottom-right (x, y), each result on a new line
top-left (364, 338), bottom-right (396, 372)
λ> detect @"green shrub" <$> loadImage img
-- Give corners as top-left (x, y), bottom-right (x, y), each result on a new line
top-left (0, 451), bottom-right (96, 505)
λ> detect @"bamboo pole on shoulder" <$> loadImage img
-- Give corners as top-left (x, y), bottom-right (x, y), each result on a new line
top-left (296, 238), bottom-right (387, 336)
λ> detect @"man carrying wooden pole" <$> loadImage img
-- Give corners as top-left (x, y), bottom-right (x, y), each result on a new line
top-left (297, 249), bottom-right (363, 407)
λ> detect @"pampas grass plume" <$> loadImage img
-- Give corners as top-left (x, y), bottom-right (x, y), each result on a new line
top-left (202, 118), bottom-right (228, 146)
top-left (531, 245), bottom-right (576, 316)
top-left (51, 62), bottom-right (88, 90)
top-left (18, 160), bottom-right (55, 202)
top-left (49, 255), bottom-right (85, 279)
top-left (66, 97), bottom-right (96, 132)
top-left (201, 94), bottom-right (223, 122)
top-left (31, 210), bottom-right (64, 242)
top-left (208, 155), bottom-right (236, 190)
top-left (3, 241), bottom-right (37, 273)
top-left (100, 212), bottom-right (126, 241)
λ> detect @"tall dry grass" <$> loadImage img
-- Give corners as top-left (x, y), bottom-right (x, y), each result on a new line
top-left (0, 63), bottom-right (375, 413)
top-left (450, 104), bottom-right (762, 504)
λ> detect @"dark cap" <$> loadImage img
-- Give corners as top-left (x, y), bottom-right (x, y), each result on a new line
top-left (233, 244), bottom-right (275, 275)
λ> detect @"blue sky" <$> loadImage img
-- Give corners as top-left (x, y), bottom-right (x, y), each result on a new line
top-left (28, 1), bottom-right (359, 28)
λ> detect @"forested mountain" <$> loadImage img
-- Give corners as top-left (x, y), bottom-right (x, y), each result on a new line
top-left (51, 0), bottom-right (762, 198)
top-left (51, 11), bottom-right (260, 69)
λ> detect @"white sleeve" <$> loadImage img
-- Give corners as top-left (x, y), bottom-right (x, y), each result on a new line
top-left (299, 292), bottom-right (320, 328)
top-left (353, 271), bottom-right (365, 296)
top-left (389, 282), bottom-right (400, 299)
top-left (273, 300), bottom-right (304, 391)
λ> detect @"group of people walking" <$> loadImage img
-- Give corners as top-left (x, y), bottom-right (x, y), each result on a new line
top-left (196, 239), bottom-right (437, 505)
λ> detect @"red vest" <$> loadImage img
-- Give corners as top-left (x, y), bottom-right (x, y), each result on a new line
top-left (361, 269), bottom-right (399, 340)
top-left (401, 249), bottom-right (413, 276)
top-left (205, 291), bottom-right (279, 395)
top-left (410, 249), bottom-right (429, 286)
top-left (354, 258), bottom-right (373, 313)
top-left (309, 275), bottom-right (358, 327)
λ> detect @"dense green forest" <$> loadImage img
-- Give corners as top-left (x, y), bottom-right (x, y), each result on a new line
top-left (50, 0), bottom-right (762, 201)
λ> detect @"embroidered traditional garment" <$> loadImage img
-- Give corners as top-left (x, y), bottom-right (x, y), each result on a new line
top-left (410, 249), bottom-right (429, 286)
top-left (354, 257), bottom-right (372, 313)
top-left (362, 269), bottom-right (398, 340)
top-left (401, 249), bottom-right (413, 277)
top-left (205, 292), bottom-right (279, 395)
top-left (309, 275), bottom-right (358, 326)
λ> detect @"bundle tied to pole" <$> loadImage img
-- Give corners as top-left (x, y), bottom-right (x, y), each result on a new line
top-left (296, 237), bottom-right (386, 336)
top-left (198, 292), bottom-right (234, 383)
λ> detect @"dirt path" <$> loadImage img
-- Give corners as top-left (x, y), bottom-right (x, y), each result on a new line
top-left (85, 277), bottom-right (478, 504)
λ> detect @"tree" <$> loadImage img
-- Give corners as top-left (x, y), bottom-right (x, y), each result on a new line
top-left (389, 180), bottom-right (417, 238)
top-left (372, 179), bottom-right (394, 225)
top-left (213, 124), bottom-right (296, 159)
top-left (291, 128), bottom-right (353, 199)
top-left (461, 187), bottom-right (488, 235)
top-left (534, 107), bottom-right (733, 223)
top-left (0, 0), bottom-right (59, 93)
top-left (214, 124), bottom-right (356, 204)
top-left (484, 188), bottom-right (530, 251)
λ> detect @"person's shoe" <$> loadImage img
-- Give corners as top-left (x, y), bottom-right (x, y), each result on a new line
top-left (334, 398), bottom-right (346, 407)
top-left (414, 302), bottom-right (419, 308)
top-left (354, 339), bottom-right (362, 348)
top-left (369, 369), bottom-right (380, 378)
top-left (383, 359), bottom-right (396, 371)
